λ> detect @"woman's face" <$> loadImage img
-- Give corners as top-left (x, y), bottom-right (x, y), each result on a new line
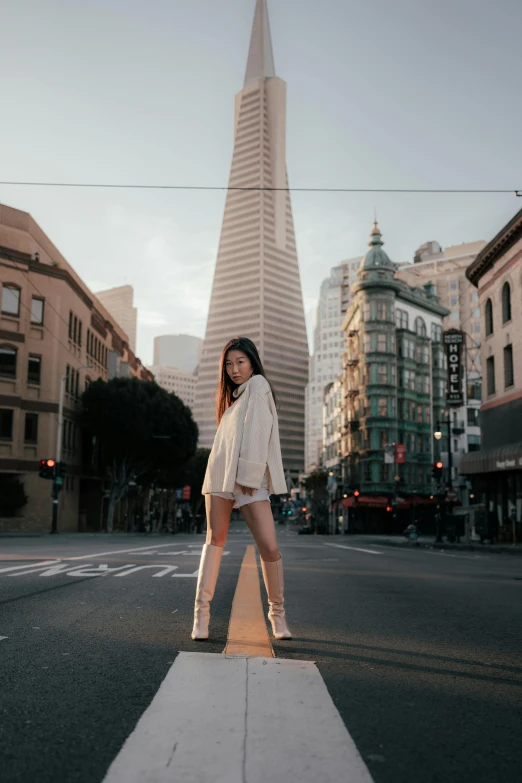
top-left (225, 350), bottom-right (254, 385)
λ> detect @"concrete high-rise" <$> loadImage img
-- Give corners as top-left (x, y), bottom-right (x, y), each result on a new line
top-left (153, 334), bottom-right (202, 375)
top-left (194, 0), bottom-right (309, 476)
top-left (96, 285), bottom-right (138, 354)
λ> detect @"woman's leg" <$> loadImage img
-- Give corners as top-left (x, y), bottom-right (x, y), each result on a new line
top-left (192, 495), bottom-right (234, 640)
top-left (205, 494), bottom-right (234, 546)
top-left (239, 500), bottom-right (279, 561)
top-left (240, 501), bottom-right (292, 639)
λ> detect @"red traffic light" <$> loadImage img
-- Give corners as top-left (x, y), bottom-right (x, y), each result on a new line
top-left (353, 490), bottom-right (360, 497)
top-left (386, 506), bottom-right (393, 512)
top-left (435, 461), bottom-right (443, 469)
top-left (46, 459), bottom-right (56, 467)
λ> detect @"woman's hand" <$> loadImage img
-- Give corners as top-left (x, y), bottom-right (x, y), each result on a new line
top-left (239, 485), bottom-right (255, 496)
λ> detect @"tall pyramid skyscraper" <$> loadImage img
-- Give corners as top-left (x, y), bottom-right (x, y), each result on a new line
top-left (194, 0), bottom-right (309, 476)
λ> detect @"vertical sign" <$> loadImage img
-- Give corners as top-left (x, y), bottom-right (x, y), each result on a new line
top-left (395, 444), bottom-right (406, 464)
top-left (443, 330), bottom-right (464, 406)
top-left (384, 444), bottom-right (395, 464)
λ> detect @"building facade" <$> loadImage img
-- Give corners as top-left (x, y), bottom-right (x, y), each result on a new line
top-left (153, 334), bottom-right (203, 375)
top-left (305, 259), bottom-right (360, 472)
top-left (460, 206), bottom-right (522, 543)
top-left (96, 284), bottom-right (138, 354)
top-left (149, 364), bottom-right (197, 410)
top-left (340, 223), bottom-right (449, 531)
top-left (193, 0), bottom-right (309, 476)
top-left (0, 203), bottom-right (151, 533)
top-left (396, 240), bottom-right (486, 481)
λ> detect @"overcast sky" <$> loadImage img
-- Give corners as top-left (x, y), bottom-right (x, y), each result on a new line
top-left (1, 0), bottom-right (521, 364)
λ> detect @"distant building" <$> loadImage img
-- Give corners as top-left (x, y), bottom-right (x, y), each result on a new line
top-left (149, 365), bottom-right (198, 410)
top-left (305, 259), bottom-right (361, 472)
top-left (460, 206), bottom-right (522, 543)
top-left (0, 202), bottom-right (152, 534)
top-left (396, 240), bottom-right (485, 481)
top-left (153, 334), bottom-right (202, 375)
top-left (96, 285), bottom-right (138, 354)
top-left (340, 223), bottom-right (448, 532)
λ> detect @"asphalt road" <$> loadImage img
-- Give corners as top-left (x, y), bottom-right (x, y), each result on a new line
top-left (1, 525), bottom-right (521, 783)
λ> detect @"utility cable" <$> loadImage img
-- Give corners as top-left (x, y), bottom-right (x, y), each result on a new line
top-left (0, 180), bottom-right (520, 196)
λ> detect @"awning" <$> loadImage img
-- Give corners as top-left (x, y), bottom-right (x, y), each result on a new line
top-left (342, 496), bottom-right (389, 508)
top-left (459, 442), bottom-right (522, 475)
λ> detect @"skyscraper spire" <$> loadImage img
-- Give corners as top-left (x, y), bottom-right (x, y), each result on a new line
top-left (244, 0), bottom-right (276, 85)
top-left (194, 0), bottom-right (309, 476)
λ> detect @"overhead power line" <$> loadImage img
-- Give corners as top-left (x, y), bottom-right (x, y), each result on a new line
top-left (0, 180), bottom-right (520, 196)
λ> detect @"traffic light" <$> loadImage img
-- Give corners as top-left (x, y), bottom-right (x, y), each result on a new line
top-left (54, 462), bottom-right (67, 489)
top-left (432, 461), bottom-right (443, 480)
top-left (39, 458), bottom-right (55, 480)
top-left (353, 489), bottom-right (360, 505)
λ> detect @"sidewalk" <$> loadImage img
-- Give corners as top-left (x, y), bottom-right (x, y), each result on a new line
top-left (355, 534), bottom-right (522, 556)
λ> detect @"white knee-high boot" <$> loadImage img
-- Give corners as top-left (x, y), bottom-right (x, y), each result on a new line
top-left (191, 544), bottom-right (223, 640)
top-left (260, 554), bottom-right (292, 640)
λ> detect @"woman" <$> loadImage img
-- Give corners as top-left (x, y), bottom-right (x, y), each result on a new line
top-left (191, 336), bottom-right (292, 642)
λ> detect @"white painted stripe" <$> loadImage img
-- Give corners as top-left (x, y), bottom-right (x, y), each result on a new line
top-left (67, 543), bottom-right (182, 560)
top-left (0, 636), bottom-right (8, 641)
top-left (323, 543), bottom-right (382, 556)
top-left (102, 652), bottom-right (375, 783)
top-left (423, 550), bottom-right (489, 560)
top-left (0, 560), bottom-right (59, 574)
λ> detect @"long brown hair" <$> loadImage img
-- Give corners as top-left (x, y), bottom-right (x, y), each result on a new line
top-left (215, 337), bottom-right (275, 424)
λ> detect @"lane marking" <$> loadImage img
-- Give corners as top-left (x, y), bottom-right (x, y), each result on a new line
top-left (0, 560), bottom-right (61, 575)
top-left (66, 543), bottom-right (185, 560)
top-left (423, 550), bottom-right (490, 561)
top-left (323, 543), bottom-right (382, 556)
top-left (224, 545), bottom-right (273, 658)
top-left (101, 652), bottom-right (375, 783)
top-left (0, 636), bottom-right (8, 642)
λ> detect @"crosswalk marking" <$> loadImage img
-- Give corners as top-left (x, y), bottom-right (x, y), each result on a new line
top-left (101, 652), bottom-right (375, 783)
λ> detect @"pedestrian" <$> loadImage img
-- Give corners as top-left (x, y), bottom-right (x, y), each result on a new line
top-left (191, 336), bottom-right (291, 641)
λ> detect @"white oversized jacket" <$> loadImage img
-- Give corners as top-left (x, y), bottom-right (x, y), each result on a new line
top-left (201, 374), bottom-right (287, 496)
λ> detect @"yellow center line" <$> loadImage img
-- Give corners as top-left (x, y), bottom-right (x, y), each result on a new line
top-left (223, 544), bottom-right (274, 658)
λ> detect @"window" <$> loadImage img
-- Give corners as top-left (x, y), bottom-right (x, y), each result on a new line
top-left (473, 323), bottom-right (481, 334)
top-left (486, 356), bottom-right (495, 396)
top-left (467, 408), bottom-right (479, 426)
top-left (449, 296), bottom-right (458, 307)
top-left (468, 435), bottom-right (481, 452)
top-left (504, 344), bottom-right (514, 388)
top-left (377, 364), bottom-right (388, 384)
top-left (485, 298), bottom-right (493, 336)
top-left (377, 334), bottom-right (387, 352)
top-left (30, 297), bottom-right (45, 325)
top-left (0, 409), bottom-right (14, 439)
top-left (24, 413), bottom-right (38, 444)
top-left (467, 381), bottom-right (482, 401)
top-left (402, 338), bottom-right (415, 359)
top-left (431, 323), bottom-right (442, 342)
top-left (0, 346), bottom-right (17, 378)
top-left (502, 282), bottom-right (512, 324)
top-left (415, 317), bottom-right (427, 336)
top-left (396, 308), bottom-right (408, 330)
top-left (1, 285), bottom-right (21, 317)
top-left (362, 303), bottom-right (370, 321)
top-left (404, 370), bottom-right (415, 390)
top-left (449, 280), bottom-right (458, 291)
top-left (379, 431), bottom-right (388, 449)
top-left (364, 462), bottom-right (372, 482)
top-left (27, 355), bottom-right (41, 385)
top-left (378, 397), bottom-right (387, 416)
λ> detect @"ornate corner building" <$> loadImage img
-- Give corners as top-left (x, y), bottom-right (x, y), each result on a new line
top-left (340, 223), bottom-right (450, 530)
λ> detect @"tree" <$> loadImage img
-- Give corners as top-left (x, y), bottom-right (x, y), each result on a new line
top-left (0, 475), bottom-right (28, 517)
top-left (81, 378), bottom-right (198, 532)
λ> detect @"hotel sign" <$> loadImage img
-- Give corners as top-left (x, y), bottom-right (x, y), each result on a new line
top-left (443, 330), bottom-right (464, 406)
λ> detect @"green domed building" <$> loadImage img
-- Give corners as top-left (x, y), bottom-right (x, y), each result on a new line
top-left (340, 223), bottom-right (449, 532)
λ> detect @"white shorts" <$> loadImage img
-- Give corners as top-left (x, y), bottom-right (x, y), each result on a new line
top-left (212, 482), bottom-right (270, 509)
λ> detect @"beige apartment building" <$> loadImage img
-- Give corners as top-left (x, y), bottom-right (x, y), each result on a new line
top-left (396, 241), bottom-right (486, 488)
top-left (148, 364), bottom-right (197, 411)
top-left (460, 206), bottom-right (522, 542)
top-left (0, 202), bottom-right (152, 533)
top-left (96, 284), bottom-right (138, 354)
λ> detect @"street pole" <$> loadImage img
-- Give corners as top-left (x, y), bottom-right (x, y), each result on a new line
top-left (51, 374), bottom-right (66, 534)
